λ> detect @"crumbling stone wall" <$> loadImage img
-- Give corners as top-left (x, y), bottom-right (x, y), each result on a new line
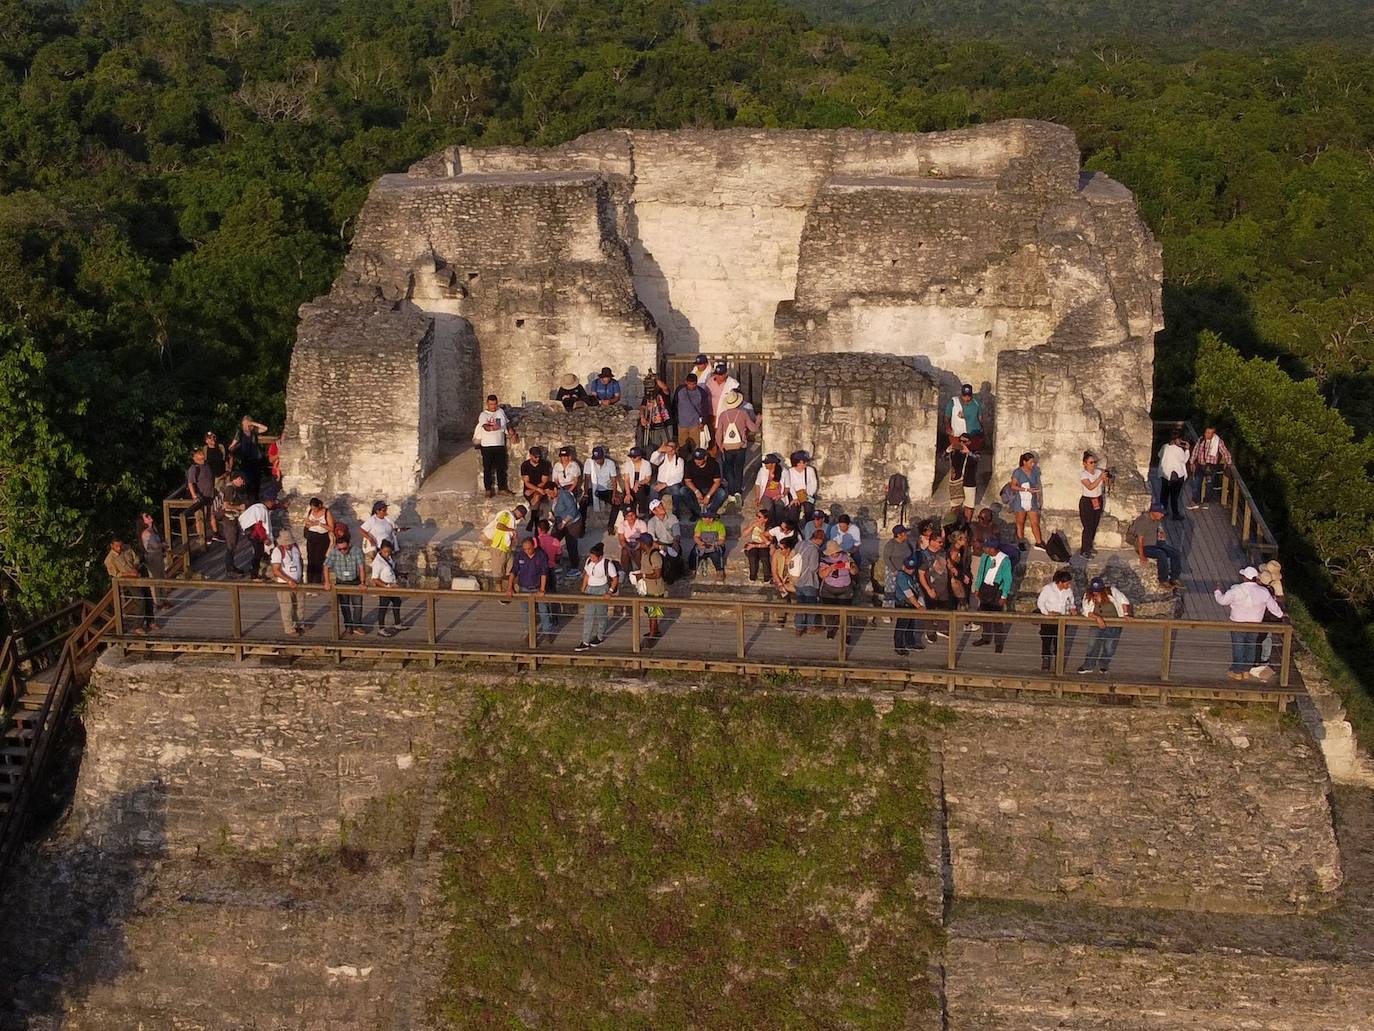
top-left (943, 705), bottom-right (1341, 914)
top-left (511, 402), bottom-right (639, 467)
top-left (280, 301), bottom-right (437, 507)
top-left (763, 353), bottom-right (938, 504)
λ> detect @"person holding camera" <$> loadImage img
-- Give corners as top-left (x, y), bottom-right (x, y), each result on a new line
top-left (1078, 451), bottom-right (1110, 557)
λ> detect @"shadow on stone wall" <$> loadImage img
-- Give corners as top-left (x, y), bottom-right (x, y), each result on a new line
top-left (0, 782), bottom-right (166, 1028)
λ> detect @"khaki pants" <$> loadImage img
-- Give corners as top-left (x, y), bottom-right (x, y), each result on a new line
top-left (676, 425), bottom-right (701, 450)
top-left (489, 548), bottom-right (513, 588)
top-left (277, 589), bottom-right (301, 632)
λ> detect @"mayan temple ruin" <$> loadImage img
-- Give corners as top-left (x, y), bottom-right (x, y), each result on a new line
top-left (281, 120), bottom-right (1162, 524)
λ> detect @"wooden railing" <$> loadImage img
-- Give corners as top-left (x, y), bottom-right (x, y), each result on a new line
top-left (112, 578), bottom-right (1298, 707)
top-left (0, 591), bottom-right (114, 877)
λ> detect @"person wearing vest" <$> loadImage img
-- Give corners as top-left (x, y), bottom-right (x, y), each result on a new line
top-left (105, 537), bottom-right (156, 635)
top-left (944, 384), bottom-right (984, 451)
top-left (270, 528), bottom-right (305, 637)
top-left (715, 390), bottom-right (759, 502)
top-left (1079, 577), bottom-right (1133, 674)
top-left (576, 543), bottom-right (620, 651)
top-left (971, 537), bottom-right (1014, 653)
top-left (893, 555), bottom-right (925, 655)
top-left (636, 534), bottom-right (667, 643)
top-left (486, 505), bottom-right (527, 591)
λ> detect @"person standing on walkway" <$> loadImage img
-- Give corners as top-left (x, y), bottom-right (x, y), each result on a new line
top-left (1158, 429), bottom-right (1189, 520)
top-left (105, 537), bottom-right (156, 635)
top-left (228, 416), bottom-right (269, 499)
top-left (714, 390), bottom-right (759, 504)
top-left (971, 538), bottom-right (1013, 652)
top-left (203, 430), bottom-right (228, 484)
top-left (672, 373), bottom-right (711, 451)
top-left (789, 530), bottom-right (821, 636)
top-left (323, 535), bottom-right (367, 635)
top-left (1007, 452), bottom-right (1047, 553)
top-left (918, 533), bottom-right (955, 644)
top-left (1188, 426), bottom-right (1233, 509)
top-left (893, 555), bottom-right (925, 655)
top-left (1213, 566), bottom-right (1284, 681)
top-left (945, 434), bottom-right (979, 522)
top-left (875, 524), bottom-right (914, 606)
top-left (1078, 451), bottom-right (1108, 558)
top-left (302, 497), bottom-right (335, 585)
top-left (509, 535), bottom-right (553, 640)
top-left (637, 534), bottom-right (667, 644)
top-left (361, 500), bottom-right (400, 564)
top-left (270, 529), bottom-right (305, 637)
top-left (218, 472), bottom-right (248, 578)
top-left (369, 539), bottom-right (403, 637)
top-left (1134, 502), bottom-right (1182, 589)
top-left (485, 504), bottom-right (527, 591)
top-left (138, 512), bottom-right (171, 611)
top-left (237, 498), bottom-right (277, 579)
top-left (473, 395), bottom-right (517, 497)
top-left (575, 543), bottom-right (619, 651)
top-left (944, 383), bottom-right (984, 451)
top-left (1079, 577), bottom-right (1131, 674)
top-left (1036, 569), bottom-right (1077, 672)
top-left (185, 449), bottom-right (220, 546)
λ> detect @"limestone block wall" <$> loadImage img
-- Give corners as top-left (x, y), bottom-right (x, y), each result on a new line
top-left (992, 343), bottom-right (1155, 528)
top-left (763, 353), bottom-right (938, 504)
top-left (280, 301), bottom-right (437, 507)
top-left (511, 403), bottom-right (640, 466)
top-left (943, 705), bottom-right (1341, 914)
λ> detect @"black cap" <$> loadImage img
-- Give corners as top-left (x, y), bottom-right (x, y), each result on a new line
top-left (628, 446), bottom-right (642, 457)
top-left (694, 353), bottom-right (708, 364)
top-left (693, 447), bottom-right (707, 460)
top-left (486, 393), bottom-right (498, 401)
top-left (558, 446), bottom-right (572, 456)
top-left (960, 383), bottom-right (973, 395)
top-left (713, 362), bottom-right (726, 373)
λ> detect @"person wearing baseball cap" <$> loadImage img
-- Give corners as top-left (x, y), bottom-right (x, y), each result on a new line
top-left (971, 536), bottom-right (1013, 652)
top-left (1079, 576), bottom-right (1132, 674)
top-left (361, 500), bottom-right (401, 561)
top-left (1133, 501), bottom-right (1182, 589)
top-left (945, 382), bottom-right (984, 451)
top-left (620, 445), bottom-right (654, 518)
top-left (704, 362), bottom-right (741, 422)
top-left (893, 554), bottom-right (925, 655)
top-left (755, 452), bottom-right (786, 526)
top-left (592, 366), bottom-right (621, 406)
top-left (1214, 565), bottom-right (1284, 680)
top-left (875, 523), bottom-right (914, 604)
top-left (584, 444), bottom-right (617, 516)
top-left (672, 369), bottom-right (711, 452)
top-left (683, 445), bottom-right (726, 521)
top-left (637, 533), bottom-right (667, 642)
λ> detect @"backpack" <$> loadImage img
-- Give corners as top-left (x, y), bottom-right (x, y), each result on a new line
top-left (883, 473), bottom-right (909, 527)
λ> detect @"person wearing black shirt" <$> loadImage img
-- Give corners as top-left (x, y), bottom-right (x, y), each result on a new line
top-left (203, 431), bottom-right (227, 481)
top-left (681, 448), bottom-right (726, 521)
top-left (520, 447), bottom-right (554, 530)
top-left (555, 374), bottom-right (593, 411)
top-left (946, 435), bottom-right (980, 521)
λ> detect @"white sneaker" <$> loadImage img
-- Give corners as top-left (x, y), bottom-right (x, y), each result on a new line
top-left (934, 630), bottom-right (949, 639)
top-left (964, 622), bottom-right (982, 633)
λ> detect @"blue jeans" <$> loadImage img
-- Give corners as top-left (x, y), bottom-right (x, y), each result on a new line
top-left (1084, 626), bottom-right (1121, 669)
top-left (519, 587), bottom-right (553, 634)
top-left (721, 449), bottom-right (747, 496)
top-left (1230, 630), bottom-right (1261, 673)
top-left (1143, 543), bottom-right (1182, 582)
top-left (795, 586), bottom-right (819, 630)
top-left (680, 485), bottom-right (727, 520)
top-left (582, 583), bottom-right (609, 644)
top-left (1192, 463), bottom-right (1222, 504)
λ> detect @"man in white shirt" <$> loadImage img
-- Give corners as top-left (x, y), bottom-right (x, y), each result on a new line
top-left (269, 528), bottom-right (305, 636)
top-left (646, 498), bottom-right (681, 555)
top-left (237, 498), bottom-right (278, 579)
top-left (584, 446), bottom-right (617, 515)
top-left (471, 394), bottom-right (516, 497)
top-left (1214, 566), bottom-right (1284, 680)
top-left (649, 441), bottom-right (687, 510)
top-left (1035, 569), bottom-right (1077, 672)
top-left (1078, 576), bottom-right (1132, 674)
top-left (361, 500), bottom-right (400, 562)
top-left (551, 447), bottom-right (583, 498)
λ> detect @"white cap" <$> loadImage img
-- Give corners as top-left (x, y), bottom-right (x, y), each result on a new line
top-left (1238, 566), bottom-right (1260, 580)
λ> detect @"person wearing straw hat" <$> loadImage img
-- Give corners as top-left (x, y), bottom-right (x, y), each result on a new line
top-left (270, 528), bottom-right (305, 637)
top-left (1213, 566), bottom-right (1284, 680)
top-left (714, 388), bottom-right (759, 504)
top-left (555, 373), bottom-right (592, 411)
top-left (636, 534), bottom-right (667, 644)
top-left (1256, 560), bottom-right (1286, 671)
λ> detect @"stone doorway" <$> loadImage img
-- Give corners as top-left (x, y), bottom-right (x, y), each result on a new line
top-left (663, 353), bottom-right (772, 412)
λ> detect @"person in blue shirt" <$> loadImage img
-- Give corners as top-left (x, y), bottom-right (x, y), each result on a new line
top-left (1006, 452), bottom-right (1047, 552)
top-left (893, 555), bottom-right (925, 655)
top-left (944, 383), bottom-right (984, 450)
top-left (592, 366), bottom-right (621, 406)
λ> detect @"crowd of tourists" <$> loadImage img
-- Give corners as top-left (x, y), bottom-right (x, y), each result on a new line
top-left (103, 359), bottom-right (1285, 681)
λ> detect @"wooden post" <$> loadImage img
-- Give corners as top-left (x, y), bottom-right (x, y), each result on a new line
top-left (946, 610), bottom-right (957, 670)
top-left (736, 603), bottom-right (746, 660)
top-left (1230, 479), bottom-right (1241, 527)
top-left (179, 512), bottom-right (192, 576)
top-left (1242, 504), bottom-right (1252, 546)
top-left (1054, 617), bottom-right (1067, 677)
top-left (330, 588), bottom-right (342, 642)
top-left (527, 596), bottom-right (537, 650)
top-left (427, 596), bottom-right (437, 667)
top-left (838, 608), bottom-right (848, 663)
top-left (230, 583), bottom-right (242, 662)
top-left (1279, 626), bottom-right (1292, 688)
top-left (111, 581), bottom-right (125, 636)
top-left (631, 600), bottom-right (641, 654)
top-left (1160, 622), bottom-right (1173, 682)
top-left (162, 504), bottom-right (174, 570)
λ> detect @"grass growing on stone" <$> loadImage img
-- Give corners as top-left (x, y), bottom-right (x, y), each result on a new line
top-left (434, 685), bottom-right (941, 1029)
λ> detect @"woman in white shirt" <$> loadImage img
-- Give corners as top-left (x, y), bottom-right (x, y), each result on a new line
top-left (1157, 430), bottom-right (1189, 520)
top-left (620, 446), bottom-right (654, 518)
top-left (575, 543), bottom-right (619, 651)
top-left (650, 441), bottom-right (686, 511)
top-left (1078, 451), bottom-right (1108, 558)
top-left (369, 539), bottom-right (403, 637)
top-left (781, 450), bottom-right (819, 524)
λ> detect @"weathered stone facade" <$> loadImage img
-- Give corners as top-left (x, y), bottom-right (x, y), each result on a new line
top-left (510, 402), bottom-right (640, 467)
top-left (282, 121), bottom-right (1161, 516)
top-left (764, 353), bottom-right (938, 503)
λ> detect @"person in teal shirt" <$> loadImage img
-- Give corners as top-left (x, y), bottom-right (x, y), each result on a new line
top-left (944, 383), bottom-right (984, 450)
top-left (971, 537), bottom-right (1014, 653)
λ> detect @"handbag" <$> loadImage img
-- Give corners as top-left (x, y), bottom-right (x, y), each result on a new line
top-left (977, 584), bottom-right (1002, 607)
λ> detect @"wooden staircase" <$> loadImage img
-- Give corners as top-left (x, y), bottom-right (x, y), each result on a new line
top-left (0, 594), bottom-right (114, 876)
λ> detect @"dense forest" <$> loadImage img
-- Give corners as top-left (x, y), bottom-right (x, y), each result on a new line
top-left (0, 0), bottom-right (1371, 696)
top-left (787, 0), bottom-right (1374, 48)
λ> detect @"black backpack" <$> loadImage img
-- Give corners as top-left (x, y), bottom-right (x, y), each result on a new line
top-left (883, 473), bottom-right (909, 527)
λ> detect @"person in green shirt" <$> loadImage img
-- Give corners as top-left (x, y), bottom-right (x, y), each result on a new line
top-left (693, 514), bottom-right (727, 582)
top-left (323, 536), bottom-right (367, 635)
